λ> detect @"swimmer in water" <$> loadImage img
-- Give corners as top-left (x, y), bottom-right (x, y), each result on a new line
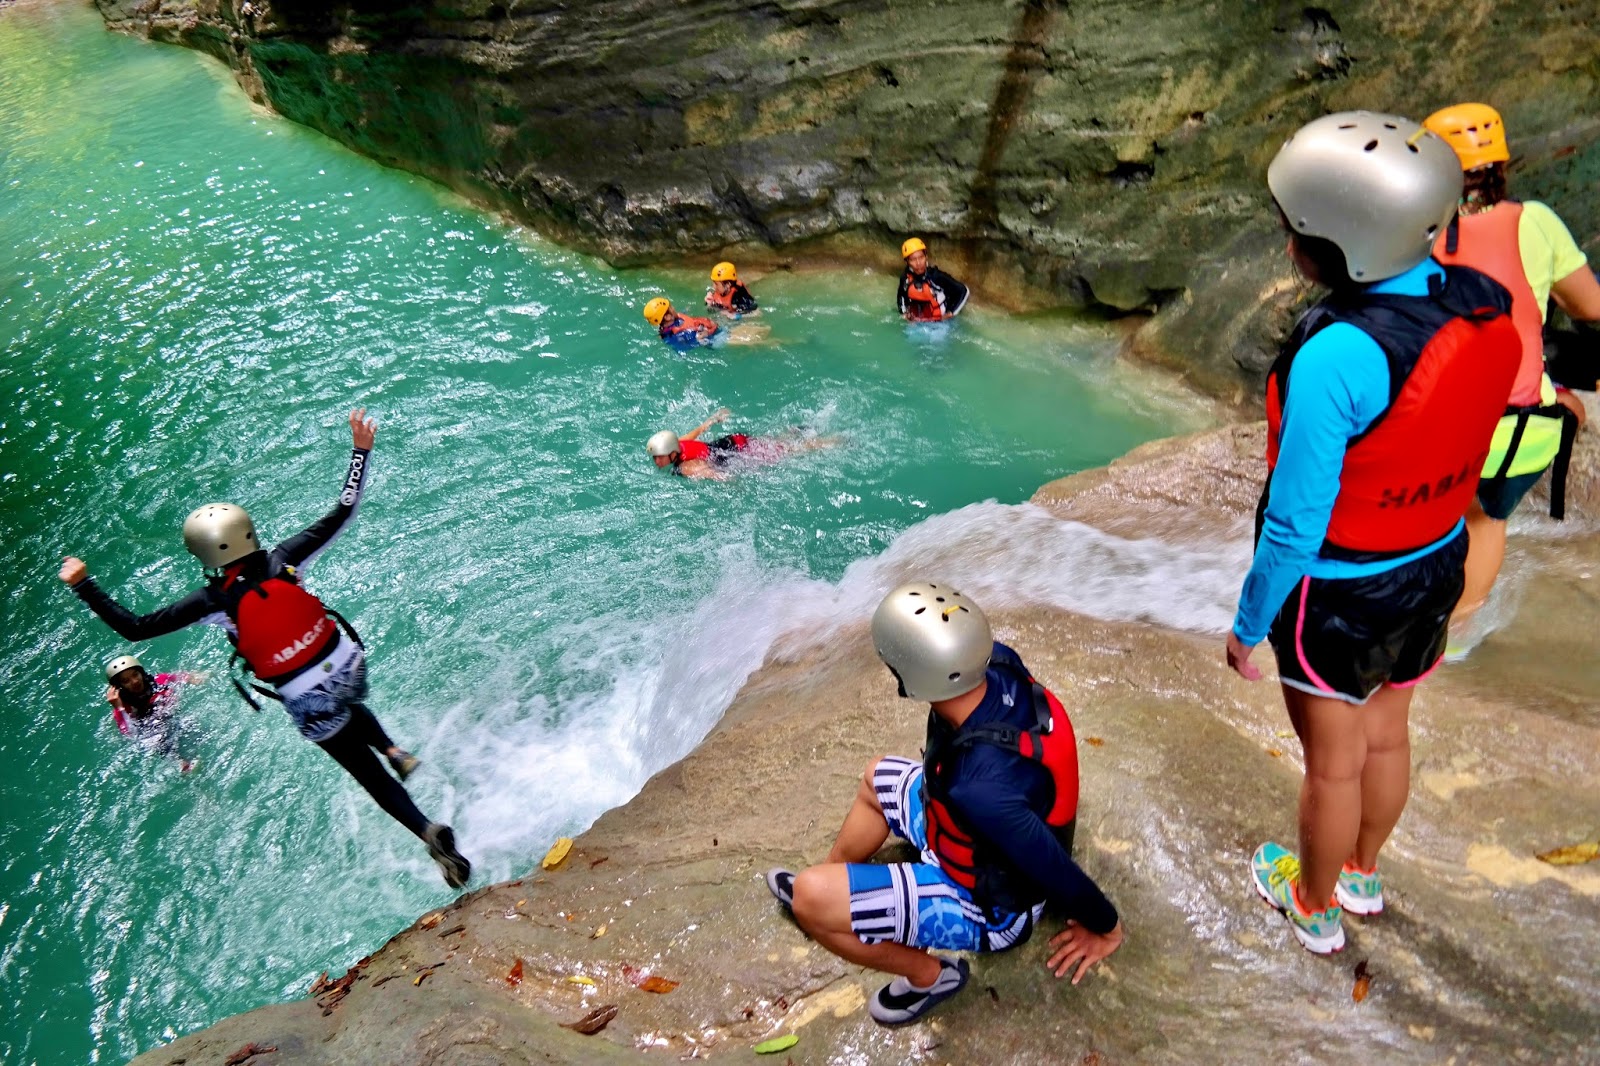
top-left (897, 238), bottom-right (969, 323)
top-left (103, 653), bottom-right (203, 772)
top-left (645, 409), bottom-right (840, 480)
top-left (704, 262), bottom-right (759, 317)
top-left (644, 296), bottom-right (720, 349)
top-left (59, 409), bottom-right (472, 889)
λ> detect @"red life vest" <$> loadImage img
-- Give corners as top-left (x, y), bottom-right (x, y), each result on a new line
top-left (1431, 203), bottom-right (1546, 407)
top-left (661, 313), bottom-right (719, 340)
top-left (677, 438), bottom-right (711, 462)
top-left (1264, 265), bottom-right (1519, 557)
top-left (923, 661), bottom-right (1079, 913)
top-left (904, 275), bottom-right (944, 321)
top-left (222, 566), bottom-right (337, 680)
top-left (673, 434), bottom-right (748, 471)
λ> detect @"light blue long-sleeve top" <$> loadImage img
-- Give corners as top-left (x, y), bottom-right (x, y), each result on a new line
top-left (1232, 259), bottom-right (1464, 644)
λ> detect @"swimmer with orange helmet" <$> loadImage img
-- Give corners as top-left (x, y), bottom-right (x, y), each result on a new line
top-left (643, 296), bottom-right (720, 349)
top-left (705, 262), bottom-right (759, 317)
top-left (897, 238), bottom-right (968, 323)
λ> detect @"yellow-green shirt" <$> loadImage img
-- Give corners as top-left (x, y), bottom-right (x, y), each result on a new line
top-left (1518, 200), bottom-right (1590, 319)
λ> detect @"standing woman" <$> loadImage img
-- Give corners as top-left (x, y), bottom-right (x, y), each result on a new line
top-left (1423, 103), bottom-right (1600, 637)
top-left (1226, 113), bottom-right (1521, 954)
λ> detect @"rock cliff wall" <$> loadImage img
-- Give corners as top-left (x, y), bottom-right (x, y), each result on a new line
top-left (95, 0), bottom-right (1599, 396)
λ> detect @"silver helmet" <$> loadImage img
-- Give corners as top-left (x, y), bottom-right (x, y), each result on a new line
top-left (1267, 111), bottom-right (1462, 282)
top-left (646, 430), bottom-right (680, 458)
top-left (870, 581), bottom-right (993, 702)
top-left (105, 654), bottom-right (143, 682)
top-left (182, 502), bottom-right (258, 570)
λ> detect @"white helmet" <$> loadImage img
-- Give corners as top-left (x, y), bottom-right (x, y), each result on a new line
top-left (646, 430), bottom-right (680, 458)
top-left (1268, 111), bottom-right (1462, 282)
top-left (182, 502), bottom-right (259, 570)
top-left (870, 581), bottom-right (993, 702)
top-left (105, 654), bottom-right (143, 682)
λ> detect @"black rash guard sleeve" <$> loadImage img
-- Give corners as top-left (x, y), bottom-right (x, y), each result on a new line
top-left (930, 267), bottom-right (969, 316)
top-left (897, 270), bottom-right (913, 316)
top-left (731, 283), bottom-right (758, 314)
top-left (72, 577), bottom-right (221, 641)
top-left (271, 447), bottom-right (372, 571)
top-left (948, 770), bottom-right (1120, 934)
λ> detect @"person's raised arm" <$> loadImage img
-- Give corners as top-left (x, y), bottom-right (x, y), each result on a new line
top-left (680, 408), bottom-right (730, 443)
top-left (273, 408), bottom-right (375, 570)
top-left (60, 557), bottom-right (217, 640)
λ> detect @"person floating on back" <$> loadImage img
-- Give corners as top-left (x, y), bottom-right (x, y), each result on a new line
top-left (705, 262), bottom-right (759, 317)
top-left (897, 238), bottom-right (968, 323)
top-left (1422, 103), bottom-right (1600, 645)
top-left (1226, 112), bottom-right (1520, 955)
top-left (103, 652), bottom-right (202, 772)
top-left (645, 409), bottom-right (840, 480)
top-left (643, 296), bottom-right (720, 349)
top-left (58, 409), bottom-right (472, 889)
top-left (765, 582), bottom-right (1122, 1026)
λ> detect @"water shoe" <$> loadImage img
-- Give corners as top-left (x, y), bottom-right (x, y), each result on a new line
top-left (868, 957), bottom-right (969, 1026)
top-left (765, 868), bottom-right (795, 911)
top-left (1250, 842), bottom-right (1345, 955)
top-left (425, 823), bottom-right (472, 889)
top-left (389, 750), bottom-right (421, 781)
top-left (1335, 862), bottom-right (1384, 915)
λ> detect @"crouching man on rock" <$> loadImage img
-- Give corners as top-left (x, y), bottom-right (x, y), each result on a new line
top-left (765, 582), bottom-right (1123, 1026)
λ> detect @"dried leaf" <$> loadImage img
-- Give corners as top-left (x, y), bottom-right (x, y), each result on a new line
top-left (592, 924), bottom-right (608, 939)
top-left (507, 959), bottom-right (524, 987)
top-left (413, 971), bottom-right (433, 987)
top-left (567, 975), bottom-right (597, 986)
top-left (223, 1044), bottom-right (279, 1066)
top-left (419, 912), bottom-right (443, 930)
top-left (372, 974), bottom-right (402, 987)
top-left (541, 837), bottom-right (574, 870)
top-left (307, 971), bottom-right (331, 996)
top-left (1536, 841), bottom-right (1600, 866)
top-left (638, 975), bottom-right (680, 994)
top-left (515, 899), bottom-right (527, 907)
top-left (986, 985), bottom-right (1000, 1003)
top-left (1352, 959), bottom-right (1372, 1003)
top-left (1266, 749), bottom-right (1283, 758)
top-left (754, 1034), bottom-right (799, 1054)
top-left (1084, 737), bottom-right (1105, 747)
top-left (590, 856), bottom-right (610, 869)
top-left (560, 1003), bottom-right (619, 1035)
top-left (1275, 730), bottom-right (1296, 738)
top-left (438, 924), bottom-right (466, 938)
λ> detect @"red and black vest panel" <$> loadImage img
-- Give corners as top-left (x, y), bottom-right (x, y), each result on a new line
top-left (1264, 265), bottom-right (1520, 558)
top-left (923, 666), bottom-right (1080, 914)
top-left (904, 277), bottom-right (945, 321)
top-left (1432, 203), bottom-right (1547, 408)
top-left (677, 438), bottom-right (711, 462)
top-left (223, 568), bottom-right (337, 680)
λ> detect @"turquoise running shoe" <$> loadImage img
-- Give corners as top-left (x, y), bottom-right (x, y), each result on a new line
top-left (1335, 862), bottom-right (1384, 915)
top-left (1250, 842), bottom-right (1345, 955)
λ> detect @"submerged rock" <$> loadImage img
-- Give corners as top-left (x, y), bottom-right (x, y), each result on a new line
top-left (130, 419), bottom-right (1600, 1064)
top-left (91, 0), bottom-right (1600, 395)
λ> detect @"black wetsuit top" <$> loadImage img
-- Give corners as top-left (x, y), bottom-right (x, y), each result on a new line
top-left (897, 265), bottom-right (970, 320)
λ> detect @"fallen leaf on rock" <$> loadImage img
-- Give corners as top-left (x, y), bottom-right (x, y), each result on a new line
top-left (414, 971), bottom-right (433, 987)
top-left (567, 975), bottom-right (597, 986)
top-left (638, 976), bottom-right (679, 994)
top-left (307, 971), bottom-right (331, 996)
top-left (1275, 730), bottom-right (1296, 739)
top-left (592, 924), bottom-right (608, 938)
top-left (1554, 144), bottom-right (1577, 159)
top-left (1536, 841), bottom-right (1600, 866)
top-left (590, 856), bottom-right (610, 869)
top-left (560, 1004), bottom-right (619, 1035)
top-left (1084, 737), bottom-right (1105, 747)
top-left (507, 959), bottom-right (524, 987)
top-left (419, 912), bottom-right (443, 930)
top-left (541, 837), bottom-right (574, 870)
top-left (515, 899), bottom-right (527, 907)
top-left (1352, 959), bottom-right (1372, 1003)
top-left (438, 924), bottom-right (466, 938)
top-left (1266, 749), bottom-right (1283, 758)
top-left (223, 1044), bottom-right (278, 1066)
top-left (754, 1034), bottom-right (799, 1054)
top-left (986, 985), bottom-right (999, 1003)
top-left (372, 974), bottom-right (402, 988)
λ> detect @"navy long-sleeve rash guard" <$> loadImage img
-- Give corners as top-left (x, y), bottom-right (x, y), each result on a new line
top-left (927, 642), bottom-right (1119, 935)
top-left (72, 447), bottom-right (371, 645)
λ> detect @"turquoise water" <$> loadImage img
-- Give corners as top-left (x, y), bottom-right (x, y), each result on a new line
top-left (0, 4), bottom-right (1212, 1063)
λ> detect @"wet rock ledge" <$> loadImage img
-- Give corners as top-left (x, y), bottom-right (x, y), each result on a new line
top-left (132, 419), bottom-right (1600, 1065)
top-left (93, 0), bottom-right (1600, 396)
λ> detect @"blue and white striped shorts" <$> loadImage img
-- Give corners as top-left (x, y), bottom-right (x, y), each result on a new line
top-left (845, 755), bottom-right (1041, 953)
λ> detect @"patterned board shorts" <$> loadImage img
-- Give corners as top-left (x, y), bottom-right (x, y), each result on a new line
top-left (845, 756), bottom-right (1041, 954)
top-left (277, 640), bottom-right (365, 742)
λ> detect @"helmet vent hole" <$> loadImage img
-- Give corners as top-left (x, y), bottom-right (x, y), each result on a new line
top-left (1406, 143), bottom-right (1419, 153)
top-left (1382, 122), bottom-right (1397, 130)
top-left (1337, 123), bottom-right (1355, 129)
top-left (1426, 224), bottom-right (1437, 237)
top-left (908, 591), bottom-right (920, 596)
top-left (914, 607), bottom-right (926, 615)
top-left (935, 596), bottom-right (945, 603)
top-left (948, 672), bottom-right (961, 681)
top-left (1363, 139), bottom-right (1379, 152)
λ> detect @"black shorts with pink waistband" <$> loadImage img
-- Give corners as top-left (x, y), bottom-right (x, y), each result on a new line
top-left (1267, 529), bottom-right (1467, 705)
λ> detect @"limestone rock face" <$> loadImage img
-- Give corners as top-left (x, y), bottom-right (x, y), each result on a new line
top-left (94, 0), bottom-right (1600, 395)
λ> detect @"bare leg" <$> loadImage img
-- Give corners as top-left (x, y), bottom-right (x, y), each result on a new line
top-left (825, 757), bottom-right (894, 864)
top-left (1351, 684), bottom-right (1415, 870)
top-left (791, 864), bottom-right (943, 986)
top-left (1284, 685), bottom-right (1365, 910)
top-left (1452, 502), bottom-right (1505, 631)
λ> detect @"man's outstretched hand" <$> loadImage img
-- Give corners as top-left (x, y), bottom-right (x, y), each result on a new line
top-left (350, 408), bottom-right (376, 450)
top-left (1046, 920), bottom-right (1124, 985)
top-left (59, 557), bottom-right (88, 586)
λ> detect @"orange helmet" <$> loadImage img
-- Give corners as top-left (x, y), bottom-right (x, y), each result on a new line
top-left (642, 297), bottom-right (672, 326)
top-left (1423, 103), bottom-right (1509, 172)
top-left (710, 262), bottom-right (737, 282)
top-left (900, 237), bottom-right (927, 259)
